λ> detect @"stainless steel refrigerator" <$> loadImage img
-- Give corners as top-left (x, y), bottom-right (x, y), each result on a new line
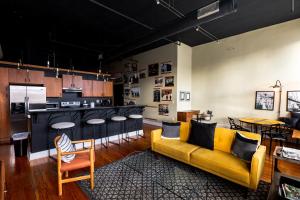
top-left (9, 85), bottom-right (46, 134)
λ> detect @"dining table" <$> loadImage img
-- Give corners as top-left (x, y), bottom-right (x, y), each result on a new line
top-left (239, 117), bottom-right (285, 133)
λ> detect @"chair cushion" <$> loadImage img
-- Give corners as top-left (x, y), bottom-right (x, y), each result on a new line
top-left (129, 114), bottom-right (143, 119)
top-left (190, 148), bottom-right (250, 185)
top-left (111, 116), bottom-right (126, 121)
top-left (60, 152), bottom-right (94, 172)
top-left (231, 132), bottom-right (259, 162)
top-left (51, 122), bottom-right (75, 130)
top-left (188, 120), bottom-right (216, 150)
top-left (86, 119), bottom-right (105, 125)
top-left (161, 121), bottom-right (180, 139)
top-left (56, 134), bottom-right (75, 163)
top-left (153, 139), bottom-right (199, 163)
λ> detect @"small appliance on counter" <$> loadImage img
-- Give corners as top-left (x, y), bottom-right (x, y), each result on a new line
top-left (82, 100), bottom-right (88, 107)
top-left (46, 101), bottom-right (59, 110)
top-left (90, 102), bottom-right (95, 108)
top-left (60, 101), bottom-right (81, 108)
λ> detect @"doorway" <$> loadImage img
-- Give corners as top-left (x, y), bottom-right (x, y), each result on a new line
top-left (114, 84), bottom-right (124, 106)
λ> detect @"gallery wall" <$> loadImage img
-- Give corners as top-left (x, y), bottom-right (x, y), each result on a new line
top-left (109, 43), bottom-right (178, 121)
top-left (191, 18), bottom-right (300, 125)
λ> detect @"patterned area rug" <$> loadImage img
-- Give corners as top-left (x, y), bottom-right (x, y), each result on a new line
top-left (78, 150), bottom-right (270, 199)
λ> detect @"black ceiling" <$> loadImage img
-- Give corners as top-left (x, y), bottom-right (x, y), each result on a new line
top-left (0, 0), bottom-right (299, 71)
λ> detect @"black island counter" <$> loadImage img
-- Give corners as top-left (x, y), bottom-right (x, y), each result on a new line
top-left (28, 105), bottom-right (144, 160)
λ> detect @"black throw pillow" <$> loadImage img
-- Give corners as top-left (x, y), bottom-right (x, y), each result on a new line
top-left (187, 120), bottom-right (217, 150)
top-left (161, 121), bottom-right (181, 139)
top-left (231, 132), bottom-right (259, 162)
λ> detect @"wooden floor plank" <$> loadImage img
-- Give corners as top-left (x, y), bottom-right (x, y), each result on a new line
top-left (0, 124), bottom-right (299, 199)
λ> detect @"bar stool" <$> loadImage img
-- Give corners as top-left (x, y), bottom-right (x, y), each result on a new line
top-left (50, 122), bottom-right (75, 157)
top-left (86, 118), bottom-right (107, 148)
top-left (128, 114), bottom-right (144, 139)
top-left (110, 116), bottom-right (127, 145)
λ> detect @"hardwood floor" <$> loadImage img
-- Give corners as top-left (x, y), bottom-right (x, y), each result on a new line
top-left (0, 124), bottom-right (300, 200)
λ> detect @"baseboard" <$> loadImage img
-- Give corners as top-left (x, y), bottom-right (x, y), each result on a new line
top-left (28, 130), bottom-right (144, 161)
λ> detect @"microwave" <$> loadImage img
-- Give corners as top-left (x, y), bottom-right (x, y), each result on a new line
top-left (46, 101), bottom-right (59, 110)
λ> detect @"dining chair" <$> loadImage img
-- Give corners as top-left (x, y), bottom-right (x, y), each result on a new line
top-left (54, 136), bottom-right (95, 196)
top-left (228, 117), bottom-right (250, 132)
top-left (261, 124), bottom-right (291, 155)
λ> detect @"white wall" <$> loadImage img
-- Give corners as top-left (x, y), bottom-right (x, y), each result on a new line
top-left (110, 43), bottom-right (178, 121)
top-left (191, 18), bottom-right (300, 125)
top-left (177, 43), bottom-right (192, 111)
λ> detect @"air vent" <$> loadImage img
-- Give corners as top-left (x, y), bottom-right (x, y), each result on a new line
top-left (197, 1), bottom-right (220, 20)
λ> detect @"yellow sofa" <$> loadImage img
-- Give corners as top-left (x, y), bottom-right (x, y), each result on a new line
top-left (151, 122), bottom-right (266, 190)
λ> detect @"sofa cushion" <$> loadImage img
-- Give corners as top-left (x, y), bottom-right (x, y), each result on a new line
top-left (153, 139), bottom-right (199, 163)
top-left (232, 132), bottom-right (259, 162)
top-left (180, 122), bottom-right (191, 142)
top-left (214, 128), bottom-right (261, 153)
top-left (162, 121), bottom-right (180, 139)
top-left (190, 148), bottom-right (250, 185)
top-left (188, 120), bottom-right (216, 150)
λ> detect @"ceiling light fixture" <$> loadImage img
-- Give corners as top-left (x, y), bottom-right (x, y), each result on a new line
top-left (155, 0), bottom-right (184, 18)
top-left (156, 0), bottom-right (160, 5)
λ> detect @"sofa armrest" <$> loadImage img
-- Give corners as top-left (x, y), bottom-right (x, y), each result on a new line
top-left (249, 145), bottom-right (266, 190)
top-left (151, 129), bottom-right (162, 150)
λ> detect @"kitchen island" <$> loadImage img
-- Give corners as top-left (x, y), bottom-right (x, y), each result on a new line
top-left (28, 105), bottom-right (144, 160)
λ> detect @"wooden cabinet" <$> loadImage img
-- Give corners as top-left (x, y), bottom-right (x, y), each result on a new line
top-left (0, 68), bottom-right (10, 143)
top-left (92, 81), bottom-right (104, 97)
top-left (103, 81), bottom-right (113, 97)
top-left (62, 74), bottom-right (83, 89)
top-left (27, 70), bottom-right (44, 84)
top-left (44, 77), bottom-right (62, 97)
top-left (8, 68), bottom-right (44, 84)
top-left (82, 80), bottom-right (93, 97)
top-left (177, 110), bottom-right (200, 122)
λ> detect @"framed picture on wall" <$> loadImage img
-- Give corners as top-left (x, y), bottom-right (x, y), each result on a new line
top-left (180, 91), bottom-right (185, 101)
top-left (154, 77), bottom-right (163, 87)
top-left (161, 89), bottom-right (172, 101)
top-left (160, 62), bottom-right (172, 74)
top-left (153, 88), bottom-right (161, 102)
top-left (139, 69), bottom-right (147, 79)
top-left (255, 91), bottom-right (275, 111)
top-left (131, 87), bottom-right (140, 98)
top-left (185, 92), bottom-right (190, 101)
top-left (148, 63), bottom-right (159, 77)
top-left (165, 76), bottom-right (174, 87)
top-left (287, 91), bottom-right (300, 112)
top-left (158, 104), bottom-right (169, 116)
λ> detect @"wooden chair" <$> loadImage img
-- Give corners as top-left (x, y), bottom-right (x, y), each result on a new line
top-left (228, 117), bottom-right (250, 132)
top-left (54, 136), bottom-right (95, 196)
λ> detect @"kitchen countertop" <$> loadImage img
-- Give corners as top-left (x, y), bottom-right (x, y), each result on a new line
top-left (28, 105), bottom-right (145, 113)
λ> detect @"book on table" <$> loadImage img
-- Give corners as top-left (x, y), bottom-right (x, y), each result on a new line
top-left (281, 147), bottom-right (300, 161)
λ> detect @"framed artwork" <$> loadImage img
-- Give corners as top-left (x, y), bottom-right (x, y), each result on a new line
top-left (180, 91), bottom-right (185, 101)
top-left (287, 91), bottom-right (300, 112)
top-left (153, 88), bottom-right (161, 102)
top-left (185, 92), bottom-right (190, 101)
top-left (129, 73), bottom-right (139, 84)
top-left (139, 69), bottom-right (147, 79)
top-left (255, 91), bottom-right (275, 111)
top-left (165, 76), bottom-right (174, 87)
top-left (160, 62), bottom-right (172, 74)
top-left (124, 88), bottom-right (130, 97)
top-left (161, 89), bottom-right (172, 101)
top-left (148, 63), bottom-right (159, 77)
top-left (131, 87), bottom-right (140, 98)
top-left (159, 104), bottom-right (169, 116)
top-left (154, 77), bottom-right (163, 87)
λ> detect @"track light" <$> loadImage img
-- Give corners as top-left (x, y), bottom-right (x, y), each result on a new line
top-left (156, 0), bottom-right (160, 4)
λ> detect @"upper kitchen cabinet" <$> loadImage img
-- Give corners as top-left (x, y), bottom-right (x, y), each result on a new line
top-left (82, 80), bottom-right (93, 97)
top-left (8, 68), bottom-right (44, 84)
top-left (44, 77), bottom-right (62, 97)
top-left (103, 81), bottom-right (113, 97)
top-left (92, 81), bottom-right (104, 97)
top-left (62, 74), bottom-right (83, 89)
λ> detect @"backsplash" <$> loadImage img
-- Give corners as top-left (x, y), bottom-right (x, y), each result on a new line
top-left (47, 92), bottom-right (112, 106)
